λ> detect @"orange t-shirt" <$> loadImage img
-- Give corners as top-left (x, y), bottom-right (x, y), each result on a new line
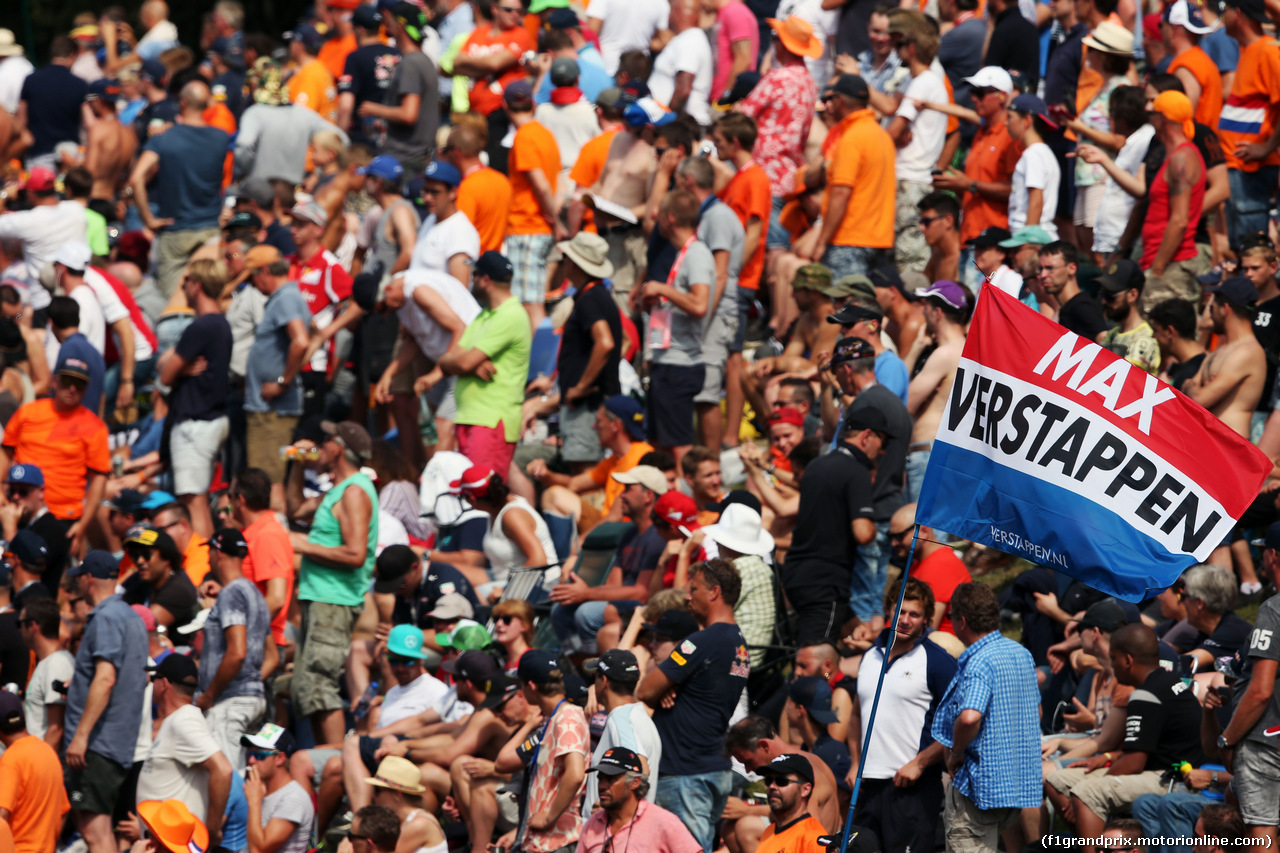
top-left (588, 440), bottom-right (654, 515)
top-left (202, 103), bottom-right (237, 188)
top-left (1170, 45), bottom-right (1224, 131)
top-left (242, 511), bottom-right (297, 645)
top-left (287, 58), bottom-right (338, 121)
top-left (569, 128), bottom-right (618, 234)
top-left (458, 166), bottom-right (515, 252)
top-left (1220, 36), bottom-right (1280, 172)
top-left (182, 533), bottom-right (211, 587)
top-left (756, 814), bottom-right (827, 853)
top-left (960, 117), bottom-right (1021, 242)
top-left (524, 13), bottom-right (542, 46)
top-left (825, 109), bottom-right (895, 249)
top-left (719, 161), bottom-right (772, 290)
top-left (0, 735), bottom-right (70, 853)
top-left (461, 24), bottom-right (534, 116)
top-left (508, 119), bottom-right (561, 235)
top-left (319, 32), bottom-right (358, 80)
top-left (3, 400), bottom-right (110, 520)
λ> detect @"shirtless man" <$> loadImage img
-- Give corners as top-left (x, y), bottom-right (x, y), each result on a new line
top-left (84, 79), bottom-right (138, 219)
top-left (724, 715), bottom-right (842, 853)
top-left (1186, 277), bottom-right (1266, 438)
top-left (742, 263), bottom-right (841, 420)
top-left (0, 105), bottom-right (31, 162)
top-left (870, 265), bottom-right (926, 355)
top-left (904, 280), bottom-right (970, 503)
top-left (582, 120), bottom-right (659, 309)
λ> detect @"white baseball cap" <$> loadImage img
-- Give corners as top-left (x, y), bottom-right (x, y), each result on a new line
top-left (52, 242), bottom-right (93, 272)
top-left (963, 66), bottom-right (1015, 95)
top-left (1164, 0), bottom-right (1214, 34)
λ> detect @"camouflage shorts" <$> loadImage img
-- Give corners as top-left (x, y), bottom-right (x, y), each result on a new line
top-left (294, 600), bottom-right (362, 717)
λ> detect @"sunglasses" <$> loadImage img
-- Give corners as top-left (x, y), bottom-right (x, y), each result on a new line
top-left (888, 528), bottom-right (913, 542)
top-left (495, 614), bottom-right (519, 625)
top-left (388, 654), bottom-right (419, 666)
top-left (497, 5), bottom-right (523, 10)
top-left (918, 215), bottom-right (941, 227)
top-left (246, 748), bottom-right (279, 761)
top-left (217, 505), bottom-right (234, 515)
top-left (127, 547), bottom-right (155, 562)
top-left (6, 485), bottom-right (32, 498)
top-left (762, 775), bottom-right (798, 787)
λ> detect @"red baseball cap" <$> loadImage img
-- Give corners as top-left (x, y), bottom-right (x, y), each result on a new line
top-left (769, 407), bottom-right (805, 428)
top-left (653, 492), bottom-right (698, 528)
top-left (22, 168), bottom-right (56, 193)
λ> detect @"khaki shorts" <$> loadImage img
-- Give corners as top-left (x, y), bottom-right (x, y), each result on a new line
top-left (1046, 766), bottom-right (1166, 819)
top-left (943, 784), bottom-right (1021, 853)
top-left (1142, 260), bottom-right (1202, 313)
top-left (246, 411), bottom-right (300, 484)
top-left (294, 600), bottom-right (362, 717)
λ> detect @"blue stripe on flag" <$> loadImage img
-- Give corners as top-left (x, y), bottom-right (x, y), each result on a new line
top-left (916, 442), bottom-right (1191, 601)
top-left (1219, 117), bottom-right (1264, 134)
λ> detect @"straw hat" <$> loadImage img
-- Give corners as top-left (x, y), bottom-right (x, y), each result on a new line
top-left (1082, 20), bottom-right (1134, 56)
top-left (138, 800), bottom-right (209, 853)
top-left (766, 15), bottom-right (824, 58)
top-left (365, 755), bottom-right (428, 794)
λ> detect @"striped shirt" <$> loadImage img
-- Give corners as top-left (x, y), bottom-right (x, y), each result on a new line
top-left (1220, 36), bottom-right (1280, 172)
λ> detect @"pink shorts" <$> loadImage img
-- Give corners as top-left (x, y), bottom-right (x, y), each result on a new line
top-left (456, 421), bottom-right (516, 475)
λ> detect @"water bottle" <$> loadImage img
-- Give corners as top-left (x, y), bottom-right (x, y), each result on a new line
top-left (353, 681), bottom-right (379, 718)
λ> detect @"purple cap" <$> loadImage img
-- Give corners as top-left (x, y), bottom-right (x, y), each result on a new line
top-left (912, 280), bottom-right (971, 311)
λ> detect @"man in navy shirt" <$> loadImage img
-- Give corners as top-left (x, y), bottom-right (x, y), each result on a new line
top-left (638, 558), bottom-right (749, 851)
top-left (18, 36), bottom-right (88, 168)
top-left (338, 4), bottom-right (402, 147)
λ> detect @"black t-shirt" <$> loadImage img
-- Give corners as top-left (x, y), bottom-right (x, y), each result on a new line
top-left (1058, 292), bottom-right (1107, 341)
top-left (340, 44), bottom-right (402, 146)
top-left (392, 561), bottom-right (482, 628)
top-left (172, 314), bottom-right (232, 422)
top-left (1123, 667), bottom-right (1207, 770)
top-left (20, 65), bottom-right (89, 157)
top-left (784, 444), bottom-right (876, 589)
top-left (655, 621), bottom-right (750, 774)
top-left (123, 569), bottom-right (199, 633)
top-left (813, 732), bottom-right (853, 791)
top-left (1168, 352), bottom-right (1206, 392)
top-left (437, 515), bottom-right (488, 553)
top-left (0, 611), bottom-right (28, 688)
top-left (264, 220), bottom-right (298, 257)
top-left (1252, 295), bottom-right (1280, 413)
top-left (615, 524), bottom-right (665, 587)
top-left (28, 513), bottom-right (70, 592)
top-left (1192, 611), bottom-right (1252, 660)
top-left (986, 8), bottom-right (1040, 88)
top-left (844, 385), bottom-right (911, 521)
top-left (558, 281), bottom-right (622, 404)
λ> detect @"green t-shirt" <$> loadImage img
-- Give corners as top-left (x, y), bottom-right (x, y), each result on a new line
top-left (455, 296), bottom-right (532, 442)
top-left (85, 208), bottom-right (110, 258)
top-left (298, 471), bottom-right (379, 607)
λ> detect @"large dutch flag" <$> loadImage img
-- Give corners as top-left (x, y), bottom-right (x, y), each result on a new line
top-left (916, 284), bottom-right (1273, 601)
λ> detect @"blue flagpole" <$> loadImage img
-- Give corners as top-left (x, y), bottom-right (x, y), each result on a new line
top-left (839, 524), bottom-right (922, 853)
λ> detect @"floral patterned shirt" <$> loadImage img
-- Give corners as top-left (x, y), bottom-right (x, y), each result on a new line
top-left (737, 63), bottom-right (817, 199)
top-left (523, 702), bottom-right (590, 853)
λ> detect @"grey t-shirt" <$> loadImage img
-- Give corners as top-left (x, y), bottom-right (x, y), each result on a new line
top-left (262, 780), bottom-right (316, 853)
top-left (199, 577), bottom-right (270, 700)
top-left (1243, 595), bottom-right (1280, 746)
top-left (652, 240), bottom-right (714, 367)
top-left (64, 594), bottom-right (148, 767)
top-left (245, 282), bottom-right (310, 415)
top-left (384, 51), bottom-right (440, 170)
top-left (696, 200), bottom-right (743, 325)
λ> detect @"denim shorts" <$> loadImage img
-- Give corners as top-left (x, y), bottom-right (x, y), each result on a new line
top-left (766, 196), bottom-right (791, 251)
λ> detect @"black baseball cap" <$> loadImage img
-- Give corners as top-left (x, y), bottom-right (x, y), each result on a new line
top-left (66, 550), bottom-right (119, 580)
top-left (105, 488), bottom-right (146, 515)
top-left (584, 649), bottom-right (640, 683)
top-left (352, 270), bottom-right (384, 313)
top-left (965, 226), bottom-right (1013, 249)
top-left (590, 746), bottom-right (643, 775)
top-left (1224, 0), bottom-right (1267, 22)
top-left (224, 211), bottom-right (262, 233)
top-left (762, 752), bottom-right (814, 783)
top-left (843, 406), bottom-right (892, 436)
top-left (10, 529), bottom-right (47, 567)
top-left (1076, 599), bottom-right (1128, 632)
top-left (1207, 276), bottom-right (1259, 309)
top-left (823, 74), bottom-right (869, 102)
top-left (478, 673), bottom-right (521, 710)
top-left (1096, 259), bottom-right (1145, 294)
top-left (206, 527), bottom-right (248, 557)
top-left (0, 691), bottom-right (23, 732)
top-left (829, 337), bottom-right (876, 366)
top-left (788, 676), bottom-right (839, 724)
top-left (374, 544), bottom-right (418, 593)
top-left (149, 652), bottom-right (200, 689)
top-left (1251, 521), bottom-right (1280, 551)
top-left (642, 609), bottom-right (699, 642)
top-left (516, 649), bottom-right (563, 686)
top-left (443, 649), bottom-right (501, 682)
top-left (473, 251), bottom-right (514, 282)
top-left (828, 303), bottom-right (884, 326)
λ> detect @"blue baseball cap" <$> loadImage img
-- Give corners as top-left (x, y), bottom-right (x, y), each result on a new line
top-left (789, 676), bottom-right (839, 724)
top-left (6, 464), bottom-right (43, 486)
top-left (10, 529), bottom-right (47, 567)
top-left (86, 78), bottom-right (121, 102)
top-left (358, 154), bottom-right (405, 182)
top-left (66, 550), bottom-right (119, 580)
top-left (105, 488), bottom-right (145, 515)
top-left (423, 159), bottom-right (461, 188)
top-left (546, 8), bottom-right (581, 28)
top-left (352, 4), bottom-right (384, 29)
top-left (139, 59), bottom-right (167, 85)
top-left (286, 23), bottom-right (326, 53)
top-left (55, 355), bottom-right (92, 382)
top-left (472, 251), bottom-right (513, 282)
top-left (603, 395), bottom-right (645, 440)
top-left (141, 490), bottom-right (177, 511)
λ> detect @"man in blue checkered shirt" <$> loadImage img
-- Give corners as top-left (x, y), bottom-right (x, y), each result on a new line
top-left (931, 582), bottom-right (1042, 853)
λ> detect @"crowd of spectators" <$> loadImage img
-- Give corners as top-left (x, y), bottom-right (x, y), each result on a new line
top-left (3, 0), bottom-right (1280, 852)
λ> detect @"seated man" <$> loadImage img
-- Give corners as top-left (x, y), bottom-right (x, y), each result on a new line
top-left (1045, 625), bottom-right (1207, 853)
top-left (549, 465), bottom-right (667, 651)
